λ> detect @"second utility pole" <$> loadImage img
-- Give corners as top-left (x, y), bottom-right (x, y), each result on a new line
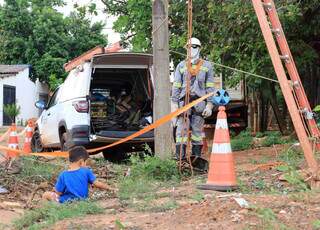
top-left (152, 0), bottom-right (173, 159)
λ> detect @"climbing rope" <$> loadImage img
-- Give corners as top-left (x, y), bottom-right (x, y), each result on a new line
top-left (179, 0), bottom-right (194, 175)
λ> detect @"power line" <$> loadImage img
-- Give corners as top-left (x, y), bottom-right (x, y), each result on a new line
top-left (169, 50), bottom-right (279, 83)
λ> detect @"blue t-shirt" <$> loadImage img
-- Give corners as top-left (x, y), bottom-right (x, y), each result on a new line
top-left (55, 167), bottom-right (96, 203)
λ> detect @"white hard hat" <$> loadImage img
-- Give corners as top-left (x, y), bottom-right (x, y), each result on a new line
top-left (188, 37), bottom-right (201, 47)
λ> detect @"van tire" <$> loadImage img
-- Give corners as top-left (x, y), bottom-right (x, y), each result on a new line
top-left (31, 129), bottom-right (44, 152)
top-left (102, 149), bottom-right (129, 162)
top-left (60, 133), bottom-right (69, 151)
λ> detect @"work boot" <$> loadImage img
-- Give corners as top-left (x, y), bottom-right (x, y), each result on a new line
top-left (175, 144), bottom-right (186, 161)
top-left (191, 145), bottom-right (208, 172)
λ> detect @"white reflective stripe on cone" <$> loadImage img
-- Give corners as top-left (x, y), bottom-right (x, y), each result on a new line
top-left (215, 119), bottom-right (228, 129)
top-left (26, 127), bottom-right (32, 132)
top-left (212, 143), bottom-right (232, 154)
top-left (25, 138), bottom-right (32, 142)
top-left (9, 132), bottom-right (16, 136)
top-left (8, 144), bottom-right (18, 148)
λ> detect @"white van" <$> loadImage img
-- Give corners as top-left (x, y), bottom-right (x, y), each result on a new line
top-left (33, 53), bottom-right (154, 161)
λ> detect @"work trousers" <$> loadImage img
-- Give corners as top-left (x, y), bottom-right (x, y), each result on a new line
top-left (175, 112), bottom-right (204, 146)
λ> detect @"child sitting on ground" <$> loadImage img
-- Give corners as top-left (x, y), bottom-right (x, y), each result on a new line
top-left (43, 146), bottom-right (110, 203)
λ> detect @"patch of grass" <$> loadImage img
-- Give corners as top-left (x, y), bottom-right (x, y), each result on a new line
top-left (134, 199), bottom-right (178, 212)
top-left (189, 191), bottom-right (205, 202)
top-left (276, 147), bottom-right (309, 191)
top-left (250, 206), bottom-right (290, 230)
top-left (237, 177), bottom-right (252, 194)
top-left (13, 200), bottom-right (104, 230)
top-left (115, 219), bottom-right (126, 230)
top-left (129, 155), bottom-right (180, 181)
top-left (19, 157), bottom-right (65, 181)
top-left (312, 220), bottom-right (320, 229)
top-left (261, 131), bottom-right (286, 147)
top-left (118, 155), bottom-right (181, 211)
top-left (252, 179), bottom-right (266, 190)
top-left (231, 129), bottom-right (253, 151)
top-left (277, 147), bottom-right (304, 168)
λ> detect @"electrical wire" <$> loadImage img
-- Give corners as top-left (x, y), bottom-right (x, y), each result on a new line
top-left (170, 50), bottom-right (279, 83)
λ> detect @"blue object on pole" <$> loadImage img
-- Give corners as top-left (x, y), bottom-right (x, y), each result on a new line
top-left (212, 89), bottom-right (230, 106)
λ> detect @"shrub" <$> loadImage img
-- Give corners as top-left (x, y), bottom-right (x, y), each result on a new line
top-left (231, 129), bottom-right (253, 151)
top-left (3, 103), bottom-right (21, 124)
top-left (261, 131), bottom-right (285, 147)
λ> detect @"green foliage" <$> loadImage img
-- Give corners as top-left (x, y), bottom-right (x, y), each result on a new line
top-left (48, 74), bottom-right (64, 91)
top-left (261, 131), bottom-right (286, 147)
top-left (13, 200), bottom-right (104, 230)
top-left (231, 129), bottom-right (253, 151)
top-left (189, 191), bottom-right (205, 202)
top-left (118, 155), bottom-right (180, 211)
top-left (19, 157), bottom-right (65, 181)
top-left (312, 220), bottom-right (320, 229)
top-left (129, 155), bottom-right (180, 181)
top-left (3, 103), bottom-right (21, 123)
top-left (0, 0), bottom-right (107, 88)
top-left (278, 147), bottom-right (304, 168)
top-left (277, 147), bottom-right (309, 191)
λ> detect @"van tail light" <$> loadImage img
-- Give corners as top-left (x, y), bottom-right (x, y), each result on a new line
top-left (72, 100), bottom-right (89, 113)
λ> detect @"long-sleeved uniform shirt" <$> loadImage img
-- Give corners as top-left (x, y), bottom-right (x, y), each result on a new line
top-left (171, 59), bottom-right (215, 103)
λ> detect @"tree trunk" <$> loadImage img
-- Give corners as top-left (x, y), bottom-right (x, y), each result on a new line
top-left (270, 82), bottom-right (286, 134)
top-left (256, 91), bottom-right (262, 133)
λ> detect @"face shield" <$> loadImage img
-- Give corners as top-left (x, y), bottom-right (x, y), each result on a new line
top-left (190, 45), bottom-right (201, 64)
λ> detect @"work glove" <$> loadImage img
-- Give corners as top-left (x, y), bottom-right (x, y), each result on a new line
top-left (171, 102), bottom-right (179, 127)
top-left (202, 102), bottom-right (214, 118)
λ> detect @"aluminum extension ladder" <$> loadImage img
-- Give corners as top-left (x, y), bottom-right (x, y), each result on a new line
top-left (252, 0), bottom-right (320, 174)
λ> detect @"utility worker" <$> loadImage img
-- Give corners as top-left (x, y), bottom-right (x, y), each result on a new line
top-left (171, 37), bottom-right (215, 162)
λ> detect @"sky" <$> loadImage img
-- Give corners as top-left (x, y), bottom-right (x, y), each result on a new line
top-left (0, 0), bottom-right (121, 44)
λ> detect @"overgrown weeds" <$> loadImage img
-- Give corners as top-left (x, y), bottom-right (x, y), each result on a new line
top-left (231, 130), bottom-right (295, 151)
top-left (248, 206), bottom-right (290, 230)
top-left (19, 157), bottom-right (66, 181)
top-left (276, 147), bottom-right (309, 191)
top-left (13, 200), bottom-right (104, 230)
top-left (231, 129), bottom-right (253, 151)
top-left (118, 155), bottom-right (181, 211)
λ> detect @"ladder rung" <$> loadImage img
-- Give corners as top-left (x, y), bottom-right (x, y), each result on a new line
top-left (263, 2), bottom-right (273, 11)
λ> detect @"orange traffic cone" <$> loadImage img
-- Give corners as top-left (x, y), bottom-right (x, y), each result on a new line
top-left (23, 121), bottom-right (33, 153)
top-left (198, 106), bottom-right (237, 191)
top-left (7, 124), bottom-right (19, 158)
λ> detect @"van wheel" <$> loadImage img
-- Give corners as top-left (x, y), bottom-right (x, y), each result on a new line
top-left (60, 133), bottom-right (69, 151)
top-left (102, 149), bottom-right (129, 163)
top-left (31, 129), bottom-right (44, 152)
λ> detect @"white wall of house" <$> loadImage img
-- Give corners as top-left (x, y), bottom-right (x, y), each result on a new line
top-left (0, 68), bottom-right (49, 126)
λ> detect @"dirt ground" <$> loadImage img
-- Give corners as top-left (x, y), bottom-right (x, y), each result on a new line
top-left (1, 144), bottom-right (320, 229)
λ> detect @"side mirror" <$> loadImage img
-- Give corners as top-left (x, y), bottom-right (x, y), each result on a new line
top-left (35, 100), bottom-right (46, 110)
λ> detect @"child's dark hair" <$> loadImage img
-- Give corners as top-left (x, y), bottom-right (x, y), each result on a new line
top-left (69, 146), bottom-right (89, 163)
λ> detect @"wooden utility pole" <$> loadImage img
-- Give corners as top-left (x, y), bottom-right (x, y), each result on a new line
top-left (152, 0), bottom-right (173, 159)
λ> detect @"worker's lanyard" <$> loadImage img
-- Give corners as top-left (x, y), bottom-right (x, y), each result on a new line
top-left (187, 59), bottom-right (204, 76)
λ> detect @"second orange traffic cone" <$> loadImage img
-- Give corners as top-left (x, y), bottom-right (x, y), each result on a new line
top-left (7, 123), bottom-right (19, 158)
top-left (23, 121), bottom-right (33, 153)
top-left (198, 106), bottom-right (237, 191)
